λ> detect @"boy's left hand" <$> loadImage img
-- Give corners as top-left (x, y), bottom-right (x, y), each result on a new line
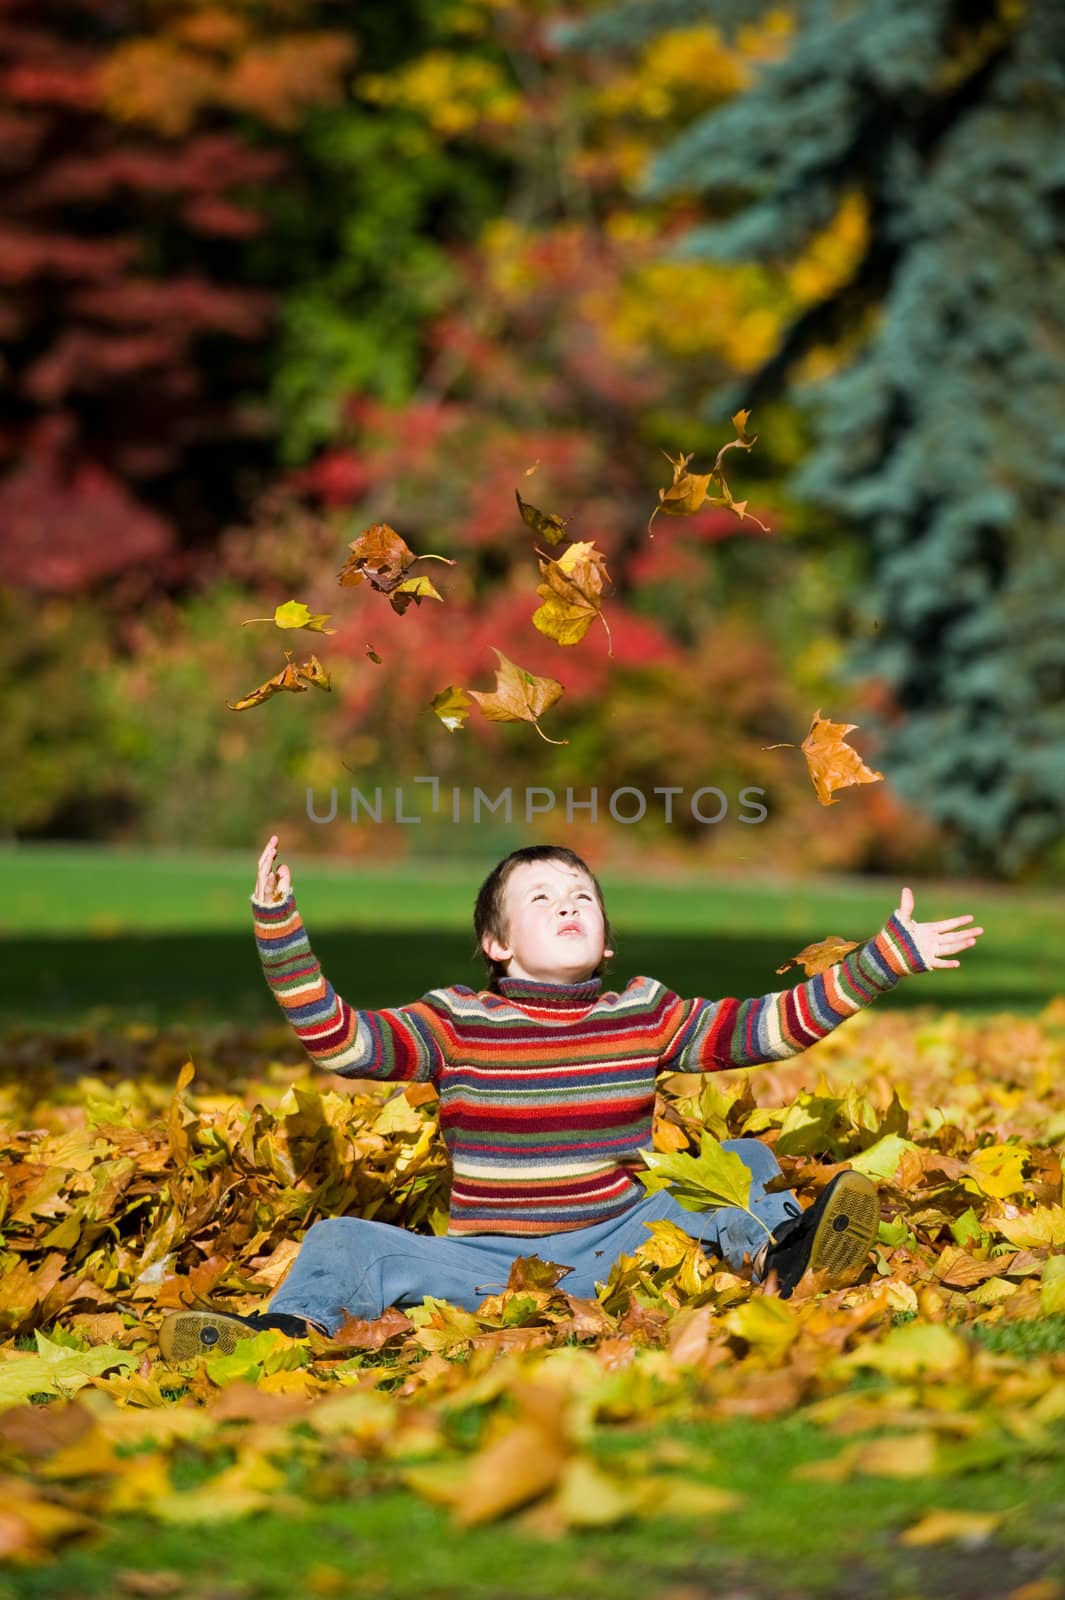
top-left (895, 886), bottom-right (985, 970)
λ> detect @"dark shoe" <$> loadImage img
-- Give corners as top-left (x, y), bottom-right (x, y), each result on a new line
top-left (762, 1171), bottom-right (879, 1300)
top-left (158, 1308), bottom-right (309, 1362)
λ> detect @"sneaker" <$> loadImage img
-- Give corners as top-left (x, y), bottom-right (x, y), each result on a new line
top-left (158, 1308), bottom-right (310, 1363)
top-left (762, 1171), bottom-right (879, 1300)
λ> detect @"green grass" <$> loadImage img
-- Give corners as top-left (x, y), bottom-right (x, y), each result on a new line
top-left (0, 843), bottom-right (1060, 1027)
top-left (6, 1410), bottom-right (1064, 1600)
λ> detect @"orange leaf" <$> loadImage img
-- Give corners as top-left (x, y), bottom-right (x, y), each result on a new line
top-left (226, 651), bottom-right (331, 711)
top-left (765, 709), bottom-right (885, 805)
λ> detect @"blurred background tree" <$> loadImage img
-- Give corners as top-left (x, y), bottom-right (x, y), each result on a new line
top-left (559, 0), bottom-right (1065, 878)
top-left (3, 0), bottom-right (1057, 880)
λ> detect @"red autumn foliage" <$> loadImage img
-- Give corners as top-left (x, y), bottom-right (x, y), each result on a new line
top-left (0, 0), bottom-right (345, 593)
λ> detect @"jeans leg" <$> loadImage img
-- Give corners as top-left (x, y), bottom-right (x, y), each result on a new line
top-left (267, 1216), bottom-right (535, 1335)
top-left (501, 1140), bottom-right (803, 1294)
top-left (268, 1138), bottom-right (802, 1331)
top-left (675, 1137), bottom-right (801, 1272)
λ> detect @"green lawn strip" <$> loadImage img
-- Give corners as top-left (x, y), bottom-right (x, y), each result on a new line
top-left (6, 1409), bottom-right (1065, 1600)
top-left (1, 844), bottom-right (1060, 1025)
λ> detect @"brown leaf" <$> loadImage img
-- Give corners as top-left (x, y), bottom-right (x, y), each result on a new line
top-left (647, 450), bottom-right (713, 537)
top-left (551, 1296), bottom-right (616, 1343)
top-left (515, 488), bottom-right (569, 546)
top-left (776, 935), bottom-right (863, 977)
top-left (531, 541), bottom-right (613, 652)
top-left (226, 650), bottom-right (331, 712)
top-left (505, 1256), bottom-right (574, 1293)
top-left (337, 522), bottom-right (454, 614)
top-left (648, 415), bottom-right (768, 537)
top-left (328, 1307), bottom-right (414, 1351)
top-left (467, 649), bottom-right (567, 745)
top-left (934, 1247), bottom-right (1010, 1289)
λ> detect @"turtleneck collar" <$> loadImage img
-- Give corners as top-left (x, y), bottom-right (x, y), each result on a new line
top-left (495, 974), bottom-right (603, 1010)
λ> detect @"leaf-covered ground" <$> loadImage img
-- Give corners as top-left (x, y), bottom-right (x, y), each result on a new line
top-left (2, 1003), bottom-right (1065, 1594)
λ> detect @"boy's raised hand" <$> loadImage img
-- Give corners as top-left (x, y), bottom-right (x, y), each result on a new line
top-left (255, 834), bottom-right (292, 904)
top-left (894, 885), bottom-right (984, 970)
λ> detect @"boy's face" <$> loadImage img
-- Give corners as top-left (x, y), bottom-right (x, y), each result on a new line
top-left (481, 858), bottom-right (613, 984)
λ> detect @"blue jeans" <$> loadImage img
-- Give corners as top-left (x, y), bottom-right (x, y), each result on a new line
top-left (269, 1138), bottom-right (800, 1335)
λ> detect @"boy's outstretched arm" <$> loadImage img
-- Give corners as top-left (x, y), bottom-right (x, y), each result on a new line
top-left (660, 886), bottom-right (984, 1074)
top-left (251, 834), bottom-right (446, 1083)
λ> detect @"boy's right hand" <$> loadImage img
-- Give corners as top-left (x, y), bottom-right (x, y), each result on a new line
top-left (254, 834), bottom-right (292, 903)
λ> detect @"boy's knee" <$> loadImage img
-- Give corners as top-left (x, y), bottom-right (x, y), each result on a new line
top-left (725, 1137), bottom-right (780, 1179)
top-left (300, 1215), bottom-right (371, 1253)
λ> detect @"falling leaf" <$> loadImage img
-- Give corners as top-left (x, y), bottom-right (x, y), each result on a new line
top-left (776, 935), bottom-right (863, 977)
top-left (226, 651), bottom-right (331, 711)
top-left (365, 644), bottom-right (383, 664)
top-left (647, 450), bottom-right (713, 538)
top-left (240, 600), bottom-right (335, 634)
top-left (647, 413), bottom-right (768, 537)
top-left (429, 685), bottom-right (472, 733)
top-left (467, 649), bottom-right (567, 745)
top-left (337, 523), bottom-right (454, 614)
top-left (515, 489), bottom-right (569, 546)
top-left (765, 710), bottom-right (884, 806)
top-left (531, 540), bottom-right (613, 652)
top-left (801, 710), bottom-right (883, 806)
top-left (392, 574), bottom-right (443, 612)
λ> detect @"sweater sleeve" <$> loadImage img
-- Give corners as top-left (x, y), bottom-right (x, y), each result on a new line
top-left (657, 912), bottom-right (931, 1075)
top-left (251, 890), bottom-right (446, 1082)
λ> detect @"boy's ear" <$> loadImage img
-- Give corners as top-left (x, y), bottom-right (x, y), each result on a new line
top-left (481, 932), bottom-right (511, 963)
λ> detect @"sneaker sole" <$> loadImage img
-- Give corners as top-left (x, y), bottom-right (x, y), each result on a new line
top-left (805, 1171), bottom-right (880, 1284)
top-left (158, 1311), bottom-right (259, 1363)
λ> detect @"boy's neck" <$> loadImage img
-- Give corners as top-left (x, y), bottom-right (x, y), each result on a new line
top-left (496, 971), bottom-right (603, 1009)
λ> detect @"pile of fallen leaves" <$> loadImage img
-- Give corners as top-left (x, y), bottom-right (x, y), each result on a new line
top-left (2, 1001), bottom-right (1065, 1560)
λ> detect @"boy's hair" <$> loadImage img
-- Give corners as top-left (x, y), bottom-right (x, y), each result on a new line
top-left (473, 844), bottom-right (614, 988)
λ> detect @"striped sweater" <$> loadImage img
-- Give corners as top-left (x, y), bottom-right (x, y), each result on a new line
top-left (252, 892), bottom-right (929, 1236)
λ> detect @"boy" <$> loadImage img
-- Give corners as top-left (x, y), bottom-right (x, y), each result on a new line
top-left (160, 838), bottom-right (983, 1359)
